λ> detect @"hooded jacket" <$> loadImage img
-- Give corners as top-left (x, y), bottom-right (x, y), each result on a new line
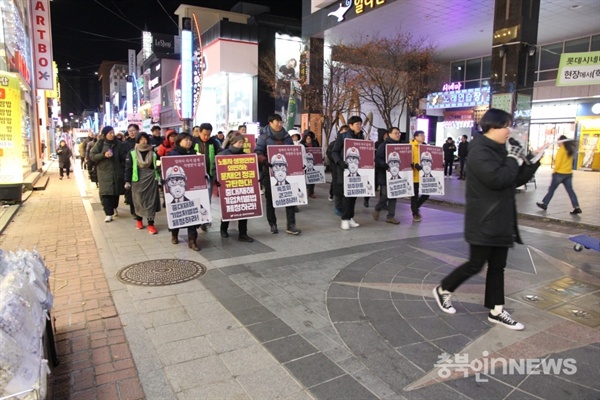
top-left (464, 134), bottom-right (539, 247)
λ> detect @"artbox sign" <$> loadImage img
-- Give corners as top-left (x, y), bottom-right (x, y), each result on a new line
top-left (30, 0), bottom-right (54, 90)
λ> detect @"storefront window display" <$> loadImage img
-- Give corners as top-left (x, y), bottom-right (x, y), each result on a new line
top-left (198, 73), bottom-right (253, 132)
top-left (529, 123), bottom-right (576, 166)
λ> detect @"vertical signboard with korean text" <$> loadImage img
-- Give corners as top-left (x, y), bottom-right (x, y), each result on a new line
top-left (385, 144), bottom-right (414, 198)
top-left (0, 72), bottom-right (23, 183)
top-left (304, 147), bottom-right (326, 184)
top-left (216, 154), bottom-right (262, 221)
top-left (343, 139), bottom-right (375, 197)
top-left (161, 155), bottom-right (211, 229)
top-left (418, 145), bottom-right (444, 195)
top-left (267, 145), bottom-right (307, 208)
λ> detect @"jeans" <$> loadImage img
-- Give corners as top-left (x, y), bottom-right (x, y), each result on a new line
top-left (459, 157), bottom-right (467, 178)
top-left (542, 173), bottom-right (579, 208)
top-left (444, 160), bottom-right (453, 176)
top-left (410, 183), bottom-right (429, 216)
top-left (375, 185), bottom-right (397, 217)
top-left (441, 245), bottom-right (509, 309)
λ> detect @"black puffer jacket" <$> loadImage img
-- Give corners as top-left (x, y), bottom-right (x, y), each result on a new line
top-left (464, 134), bottom-right (539, 247)
top-left (375, 136), bottom-right (400, 186)
top-left (330, 129), bottom-right (365, 196)
top-left (90, 139), bottom-right (128, 196)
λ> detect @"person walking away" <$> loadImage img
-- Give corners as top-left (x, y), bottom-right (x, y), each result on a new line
top-left (167, 132), bottom-right (201, 250)
top-left (57, 140), bottom-right (72, 179)
top-left (255, 114), bottom-right (301, 235)
top-left (410, 131), bottom-right (429, 221)
top-left (300, 130), bottom-right (320, 198)
top-left (457, 135), bottom-right (469, 180)
top-left (90, 126), bottom-right (128, 222)
top-left (443, 137), bottom-right (457, 179)
top-left (432, 108), bottom-right (540, 330)
top-left (330, 115), bottom-right (367, 230)
top-left (124, 132), bottom-right (161, 234)
top-left (79, 137), bottom-right (88, 170)
top-left (536, 135), bottom-right (581, 214)
top-left (219, 132), bottom-right (254, 242)
top-left (373, 127), bottom-right (401, 224)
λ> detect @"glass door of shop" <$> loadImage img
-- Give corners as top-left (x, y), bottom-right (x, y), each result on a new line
top-left (529, 123), bottom-right (576, 167)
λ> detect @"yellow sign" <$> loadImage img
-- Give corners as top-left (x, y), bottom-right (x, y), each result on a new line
top-left (0, 71), bottom-right (23, 183)
top-left (355, 0), bottom-right (385, 15)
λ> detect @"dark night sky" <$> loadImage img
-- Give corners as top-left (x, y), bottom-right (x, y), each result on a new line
top-left (50, 0), bottom-right (302, 74)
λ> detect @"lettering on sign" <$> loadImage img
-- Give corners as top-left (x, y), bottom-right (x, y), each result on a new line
top-left (31, 0), bottom-right (54, 90)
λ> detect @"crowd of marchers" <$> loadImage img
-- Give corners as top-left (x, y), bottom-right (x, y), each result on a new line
top-left (65, 108), bottom-right (584, 331)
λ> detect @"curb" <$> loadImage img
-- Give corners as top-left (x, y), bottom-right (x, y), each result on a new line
top-left (427, 198), bottom-right (599, 231)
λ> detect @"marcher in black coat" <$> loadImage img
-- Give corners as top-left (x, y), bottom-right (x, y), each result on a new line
top-left (373, 128), bottom-right (401, 224)
top-left (166, 132), bottom-right (201, 251)
top-left (330, 115), bottom-right (367, 229)
top-left (90, 126), bottom-right (128, 222)
top-left (457, 135), bottom-right (469, 179)
top-left (56, 140), bottom-right (72, 179)
top-left (442, 137), bottom-right (457, 178)
top-left (433, 109), bottom-right (539, 331)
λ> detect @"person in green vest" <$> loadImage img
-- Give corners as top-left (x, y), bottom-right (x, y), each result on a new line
top-left (192, 123), bottom-right (222, 232)
top-left (124, 132), bottom-right (161, 235)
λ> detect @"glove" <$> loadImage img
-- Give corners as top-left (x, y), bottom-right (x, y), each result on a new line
top-left (412, 163), bottom-right (422, 171)
top-left (266, 162), bottom-right (273, 168)
top-left (214, 180), bottom-right (221, 187)
top-left (507, 138), bottom-right (523, 161)
top-left (124, 182), bottom-right (131, 190)
top-left (337, 160), bottom-right (348, 169)
top-left (384, 163), bottom-right (390, 170)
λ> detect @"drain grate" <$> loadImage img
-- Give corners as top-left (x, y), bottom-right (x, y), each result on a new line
top-left (116, 259), bottom-right (207, 286)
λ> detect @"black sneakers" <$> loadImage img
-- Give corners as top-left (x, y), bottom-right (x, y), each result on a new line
top-left (270, 224), bottom-right (279, 234)
top-left (433, 286), bottom-right (456, 314)
top-left (488, 310), bottom-right (524, 330)
top-left (286, 225), bottom-right (301, 235)
top-left (536, 202), bottom-right (547, 211)
top-left (570, 208), bottom-right (582, 215)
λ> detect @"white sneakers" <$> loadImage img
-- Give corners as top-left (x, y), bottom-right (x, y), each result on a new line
top-left (341, 219), bottom-right (360, 230)
top-left (104, 215), bottom-right (113, 223)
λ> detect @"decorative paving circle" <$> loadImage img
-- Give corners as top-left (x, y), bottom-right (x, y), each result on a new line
top-left (116, 259), bottom-right (207, 286)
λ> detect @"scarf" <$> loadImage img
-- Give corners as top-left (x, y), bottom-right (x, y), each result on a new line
top-left (135, 143), bottom-right (153, 169)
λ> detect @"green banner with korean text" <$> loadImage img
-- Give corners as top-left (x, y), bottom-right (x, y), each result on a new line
top-left (556, 51), bottom-right (600, 86)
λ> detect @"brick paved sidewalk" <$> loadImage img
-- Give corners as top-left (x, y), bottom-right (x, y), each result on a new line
top-left (0, 167), bottom-right (144, 400)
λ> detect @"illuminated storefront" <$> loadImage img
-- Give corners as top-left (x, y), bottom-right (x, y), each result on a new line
top-left (425, 84), bottom-right (491, 146)
top-left (0, 0), bottom-right (42, 186)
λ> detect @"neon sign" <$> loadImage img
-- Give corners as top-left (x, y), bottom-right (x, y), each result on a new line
top-left (355, 0), bottom-right (386, 15)
top-left (442, 82), bottom-right (462, 92)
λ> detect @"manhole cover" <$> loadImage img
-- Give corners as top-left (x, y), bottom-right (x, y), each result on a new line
top-left (116, 259), bottom-right (207, 286)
